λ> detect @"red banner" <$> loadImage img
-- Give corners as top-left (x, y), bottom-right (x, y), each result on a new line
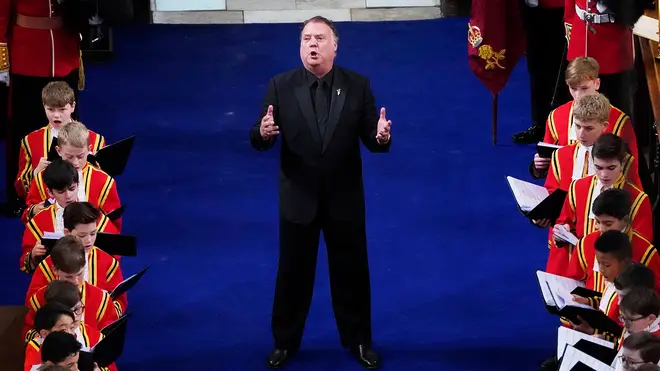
top-left (468, 0), bottom-right (526, 95)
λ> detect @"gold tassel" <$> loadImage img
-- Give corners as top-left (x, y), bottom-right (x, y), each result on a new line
top-left (78, 51), bottom-right (85, 91)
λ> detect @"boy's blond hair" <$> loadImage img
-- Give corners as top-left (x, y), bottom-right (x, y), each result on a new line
top-left (565, 57), bottom-right (599, 87)
top-left (573, 93), bottom-right (610, 123)
top-left (58, 121), bottom-right (89, 148)
top-left (41, 81), bottom-right (75, 108)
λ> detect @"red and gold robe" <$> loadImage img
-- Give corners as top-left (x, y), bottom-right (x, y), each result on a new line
top-left (23, 163), bottom-right (122, 231)
top-left (543, 101), bottom-right (637, 157)
top-left (26, 246), bottom-right (127, 313)
top-left (24, 324), bottom-right (116, 371)
top-left (20, 205), bottom-right (118, 274)
top-left (23, 281), bottom-right (121, 343)
top-left (15, 125), bottom-right (105, 198)
top-left (546, 174), bottom-right (652, 275)
top-left (566, 229), bottom-right (660, 295)
top-left (545, 143), bottom-right (640, 194)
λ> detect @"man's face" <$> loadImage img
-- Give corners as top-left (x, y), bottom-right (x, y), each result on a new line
top-left (65, 223), bottom-right (97, 252)
top-left (45, 103), bottom-right (75, 128)
top-left (57, 144), bottom-right (90, 171)
top-left (300, 21), bottom-right (337, 71)
top-left (47, 183), bottom-right (78, 207)
top-left (568, 78), bottom-right (600, 100)
top-left (574, 118), bottom-right (606, 147)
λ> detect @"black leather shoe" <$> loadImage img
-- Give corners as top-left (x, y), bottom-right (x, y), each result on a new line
top-left (512, 126), bottom-right (544, 144)
top-left (267, 348), bottom-right (292, 369)
top-left (350, 345), bottom-right (380, 369)
top-left (0, 199), bottom-right (25, 218)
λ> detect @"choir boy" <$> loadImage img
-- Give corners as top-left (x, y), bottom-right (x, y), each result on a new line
top-left (24, 303), bottom-right (77, 371)
top-left (617, 288), bottom-right (660, 350)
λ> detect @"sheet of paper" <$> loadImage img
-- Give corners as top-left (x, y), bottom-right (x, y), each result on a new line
top-left (553, 225), bottom-right (579, 245)
top-left (537, 270), bottom-right (588, 310)
top-left (507, 176), bottom-right (549, 212)
top-left (559, 345), bottom-right (615, 371)
top-left (42, 231), bottom-right (64, 239)
top-left (557, 327), bottom-right (614, 360)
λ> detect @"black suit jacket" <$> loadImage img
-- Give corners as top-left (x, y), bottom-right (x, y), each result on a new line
top-left (250, 66), bottom-right (390, 225)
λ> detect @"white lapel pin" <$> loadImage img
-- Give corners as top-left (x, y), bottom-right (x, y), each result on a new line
top-left (337, 89), bottom-right (341, 96)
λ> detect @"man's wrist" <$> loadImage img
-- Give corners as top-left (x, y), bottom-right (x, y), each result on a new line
top-left (377, 133), bottom-right (391, 144)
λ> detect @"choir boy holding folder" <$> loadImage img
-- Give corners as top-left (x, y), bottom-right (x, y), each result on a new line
top-left (531, 57), bottom-right (636, 180)
top-left (19, 162), bottom-right (118, 274)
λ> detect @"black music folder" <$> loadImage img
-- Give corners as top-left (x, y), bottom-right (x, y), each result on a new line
top-left (88, 135), bottom-right (135, 177)
top-left (537, 142), bottom-right (563, 159)
top-left (110, 266), bottom-right (148, 300)
top-left (507, 176), bottom-right (567, 224)
top-left (572, 340), bottom-right (617, 366)
top-left (557, 344), bottom-right (615, 371)
top-left (537, 271), bottom-right (622, 335)
top-left (105, 205), bottom-right (126, 222)
top-left (40, 232), bottom-right (64, 255)
top-left (571, 287), bottom-right (602, 300)
top-left (100, 311), bottom-right (133, 336)
top-left (77, 311), bottom-right (130, 371)
top-left (47, 139), bottom-right (59, 161)
top-left (94, 232), bottom-right (137, 257)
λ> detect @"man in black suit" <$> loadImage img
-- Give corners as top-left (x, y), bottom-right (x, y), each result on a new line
top-left (249, 15), bottom-right (391, 370)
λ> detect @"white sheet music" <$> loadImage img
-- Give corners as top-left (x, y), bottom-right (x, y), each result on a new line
top-left (537, 271), bottom-right (589, 309)
top-left (507, 176), bottom-right (550, 212)
top-left (553, 225), bottom-right (579, 245)
top-left (557, 327), bottom-right (614, 359)
top-left (538, 142), bottom-right (563, 151)
top-left (42, 231), bottom-right (64, 240)
top-left (559, 345), bottom-right (614, 371)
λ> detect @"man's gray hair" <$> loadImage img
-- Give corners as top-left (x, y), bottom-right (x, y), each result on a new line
top-left (301, 16), bottom-right (339, 43)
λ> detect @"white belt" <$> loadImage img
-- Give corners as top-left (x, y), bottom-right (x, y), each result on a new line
top-left (575, 5), bottom-right (615, 24)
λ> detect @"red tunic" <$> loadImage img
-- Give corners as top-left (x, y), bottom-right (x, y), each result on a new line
top-left (26, 246), bottom-right (127, 313)
top-left (564, 0), bottom-right (633, 74)
top-left (0, 0), bottom-right (80, 77)
top-left (23, 281), bottom-right (121, 343)
top-left (23, 324), bottom-right (116, 371)
top-left (567, 230), bottom-right (660, 294)
top-left (546, 174), bottom-right (652, 275)
top-left (19, 205), bottom-right (117, 273)
top-left (543, 101), bottom-right (638, 158)
top-left (23, 163), bottom-right (122, 231)
top-left (15, 125), bottom-right (105, 198)
top-left (545, 143), bottom-right (640, 194)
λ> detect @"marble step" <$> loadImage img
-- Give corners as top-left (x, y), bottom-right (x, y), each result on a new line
top-left (151, 2), bottom-right (456, 24)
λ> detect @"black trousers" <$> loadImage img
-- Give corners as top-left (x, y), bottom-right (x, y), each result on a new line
top-left (4, 70), bottom-right (79, 202)
top-left (521, 4), bottom-right (570, 129)
top-left (272, 209), bottom-right (372, 350)
top-left (598, 68), bottom-right (635, 118)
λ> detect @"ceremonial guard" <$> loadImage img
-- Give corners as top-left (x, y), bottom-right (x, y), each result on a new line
top-left (513, 0), bottom-right (570, 144)
top-left (0, 0), bottom-right (86, 216)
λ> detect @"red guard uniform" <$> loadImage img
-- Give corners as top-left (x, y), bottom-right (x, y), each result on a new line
top-left (564, 0), bottom-right (632, 75)
top-left (16, 126), bottom-right (105, 198)
top-left (543, 102), bottom-right (637, 157)
top-left (567, 230), bottom-right (660, 294)
top-left (545, 143), bottom-right (640, 193)
top-left (23, 163), bottom-right (122, 230)
top-left (26, 246), bottom-right (127, 313)
top-left (23, 281), bottom-right (121, 343)
top-left (20, 204), bottom-right (117, 273)
top-left (546, 174), bottom-right (652, 275)
top-left (24, 324), bottom-right (116, 371)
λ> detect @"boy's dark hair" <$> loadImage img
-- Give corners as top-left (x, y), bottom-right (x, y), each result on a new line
top-left (51, 235), bottom-right (85, 274)
top-left (34, 302), bottom-right (75, 332)
top-left (40, 331), bottom-right (81, 364)
top-left (622, 332), bottom-right (660, 364)
top-left (594, 230), bottom-right (633, 262)
top-left (44, 281), bottom-right (82, 308)
top-left (593, 133), bottom-right (627, 162)
top-left (636, 364), bottom-right (660, 371)
top-left (63, 201), bottom-right (99, 231)
top-left (620, 287), bottom-right (660, 317)
top-left (614, 263), bottom-right (656, 291)
top-left (43, 158), bottom-right (78, 192)
top-left (592, 188), bottom-right (632, 220)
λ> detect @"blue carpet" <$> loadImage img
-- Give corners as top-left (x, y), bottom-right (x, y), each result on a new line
top-left (0, 17), bottom-right (558, 370)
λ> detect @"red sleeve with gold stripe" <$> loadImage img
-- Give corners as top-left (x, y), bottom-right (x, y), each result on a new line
top-left (23, 339), bottom-right (42, 371)
top-left (556, 179), bottom-right (577, 228)
top-left (621, 153), bottom-right (642, 191)
top-left (20, 219), bottom-right (44, 273)
top-left (95, 290), bottom-right (121, 330)
top-left (15, 137), bottom-right (33, 199)
top-left (22, 172), bottom-right (49, 223)
top-left (23, 288), bottom-right (45, 343)
top-left (26, 258), bottom-right (55, 302)
top-left (565, 236), bottom-right (588, 281)
top-left (98, 179), bottom-right (122, 232)
top-left (544, 149), bottom-right (561, 194)
top-left (107, 259), bottom-right (127, 312)
top-left (609, 112), bottom-right (638, 162)
top-left (639, 244), bottom-right (660, 294)
top-left (629, 190), bottom-right (653, 242)
top-left (89, 131), bottom-right (106, 152)
top-left (544, 109), bottom-right (560, 145)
